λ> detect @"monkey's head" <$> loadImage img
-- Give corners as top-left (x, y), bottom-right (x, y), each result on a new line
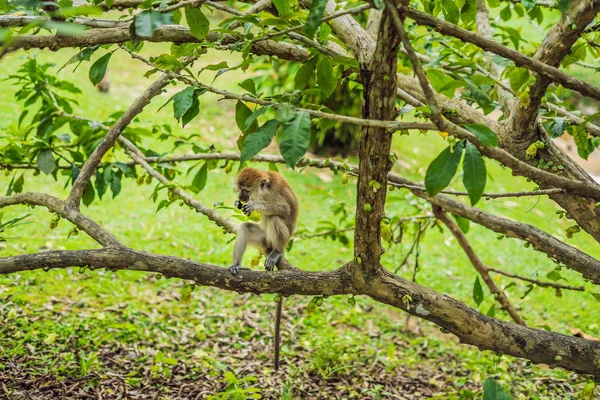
top-left (234, 168), bottom-right (271, 202)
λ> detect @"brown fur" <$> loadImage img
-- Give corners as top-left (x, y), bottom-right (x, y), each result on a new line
top-left (234, 168), bottom-right (298, 251)
top-left (229, 168), bottom-right (298, 371)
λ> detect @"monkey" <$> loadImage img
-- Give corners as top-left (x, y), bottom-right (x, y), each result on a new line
top-left (227, 167), bottom-right (298, 370)
top-left (228, 167), bottom-right (298, 276)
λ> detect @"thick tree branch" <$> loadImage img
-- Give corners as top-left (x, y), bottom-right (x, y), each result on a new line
top-left (475, 0), bottom-right (513, 113)
top-left (3, 26), bottom-right (309, 61)
top-left (0, 248), bottom-right (597, 376)
top-left (0, 193), bottom-right (122, 247)
top-left (388, 0), bottom-right (600, 204)
top-left (352, 0), bottom-right (400, 279)
top-left (433, 206), bottom-right (526, 326)
top-left (368, 269), bottom-right (600, 377)
top-left (0, 15), bottom-right (131, 28)
top-left (0, 248), bottom-right (351, 296)
top-left (66, 73), bottom-right (172, 209)
top-left (507, 0), bottom-right (600, 140)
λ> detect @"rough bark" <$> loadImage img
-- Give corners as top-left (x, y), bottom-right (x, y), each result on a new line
top-left (367, 269), bottom-right (600, 377)
top-left (353, 5), bottom-right (400, 282)
top-left (5, 26), bottom-right (309, 62)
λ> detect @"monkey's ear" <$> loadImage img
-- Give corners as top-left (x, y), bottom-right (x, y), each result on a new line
top-left (260, 178), bottom-right (270, 189)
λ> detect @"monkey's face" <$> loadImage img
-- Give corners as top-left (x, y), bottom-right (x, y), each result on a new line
top-left (238, 187), bottom-right (250, 203)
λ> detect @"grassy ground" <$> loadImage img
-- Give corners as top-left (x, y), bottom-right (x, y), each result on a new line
top-left (0, 39), bottom-right (599, 399)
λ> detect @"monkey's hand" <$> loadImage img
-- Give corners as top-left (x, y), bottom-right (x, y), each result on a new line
top-left (234, 200), bottom-right (244, 210)
top-left (242, 201), bottom-right (256, 216)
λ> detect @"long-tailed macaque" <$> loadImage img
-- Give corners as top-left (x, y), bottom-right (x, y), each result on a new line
top-left (228, 167), bottom-right (298, 370)
top-left (228, 167), bottom-right (298, 276)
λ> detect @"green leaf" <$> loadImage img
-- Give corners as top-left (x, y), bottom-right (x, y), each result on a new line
top-left (509, 67), bottom-right (529, 92)
top-left (244, 107), bottom-right (269, 131)
top-left (82, 183), bottom-right (95, 207)
top-left (153, 54), bottom-right (184, 71)
top-left (425, 142), bottom-right (465, 196)
top-left (427, 69), bottom-right (464, 98)
top-left (473, 276), bottom-right (484, 306)
top-left (550, 117), bottom-right (567, 138)
top-left (275, 103), bottom-right (297, 123)
top-left (317, 56), bottom-right (336, 97)
top-left (442, 0), bottom-right (460, 23)
top-left (235, 101), bottom-right (256, 132)
top-left (241, 120), bottom-right (280, 165)
top-left (520, 0), bottom-right (535, 11)
top-left (173, 87), bottom-right (196, 119)
top-left (546, 270), bottom-right (564, 282)
top-left (191, 163), bottom-right (208, 193)
top-left (280, 110), bottom-right (311, 168)
top-left (156, 199), bottom-right (171, 212)
top-left (59, 5), bottom-right (102, 17)
top-left (181, 92), bottom-right (200, 127)
top-left (89, 53), bottom-right (112, 86)
top-left (110, 173), bottom-right (121, 198)
top-left (238, 78), bottom-right (256, 96)
top-left (304, 0), bottom-right (327, 39)
top-left (464, 124), bottom-right (499, 147)
top-left (186, 7), bottom-right (210, 39)
top-left (295, 56), bottom-right (318, 90)
top-left (483, 378), bottom-right (511, 400)
top-left (461, 0), bottom-right (476, 25)
top-left (556, 0), bottom-right (573, 14)
top-left (573, 125), bottom-right (589, 159)
top-left (272, 0), bottom-right (290, 16)
top-left (486, 0), bottom-right (501, 8)
top-left (463, 142), bottom-right (486, 205)
top-left (95, 170), bottom-right (108, 199)
top-left (37, 149), bottom-right (56, 175)
top-left (453, 214), bottom-right (470, 233)
top-left (135, 10), bottom-right (173, 38)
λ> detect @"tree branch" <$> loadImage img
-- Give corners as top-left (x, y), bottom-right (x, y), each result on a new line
top-left (0, 248), bottom-right (351, 295)
top-left (433, 206), bottom-right (526, 326)
top-left (117, 136), bottom-right (239, 236)
top-left (507, 0), bottom-right (600, 140)
top-left (404, 6), bottom-right (600, 102)
top-left (391, 175), bottom-right (600, 284)
top-left (66, 72), bottom-right (172, 209)
top-left (1, 245), bottom-right (598, 376)
top-left (487, 268), bottom-right (585, 291)
top-left (3, 26), bottom-right (309, 62)
top-left (368, 268), bottom-right (600, 377)
top-left (0, 193), bottom-right (121, 247)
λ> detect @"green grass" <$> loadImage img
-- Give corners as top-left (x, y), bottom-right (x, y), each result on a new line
top-left (0, 42), bottom-right (598, 399)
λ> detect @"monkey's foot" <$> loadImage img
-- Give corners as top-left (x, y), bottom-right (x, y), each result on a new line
top-left (228, 264), bottom-right (241, 276)
top-left (265, 251), bottom-right (282, 271)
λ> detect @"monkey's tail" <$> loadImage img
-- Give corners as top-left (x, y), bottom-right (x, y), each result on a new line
top-left (274, 296), bottom-right (283, 371)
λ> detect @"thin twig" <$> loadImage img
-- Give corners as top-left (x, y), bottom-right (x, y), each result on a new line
top-left (120, 45), bottom-right (438, 131)
top-left (487, 268), bottom-right (585, 291)
top-left (433, 206), bottom-right (527, 326)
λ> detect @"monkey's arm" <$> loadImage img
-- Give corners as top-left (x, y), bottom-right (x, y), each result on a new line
top-left (243, 201), bottom-right (290, 217)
